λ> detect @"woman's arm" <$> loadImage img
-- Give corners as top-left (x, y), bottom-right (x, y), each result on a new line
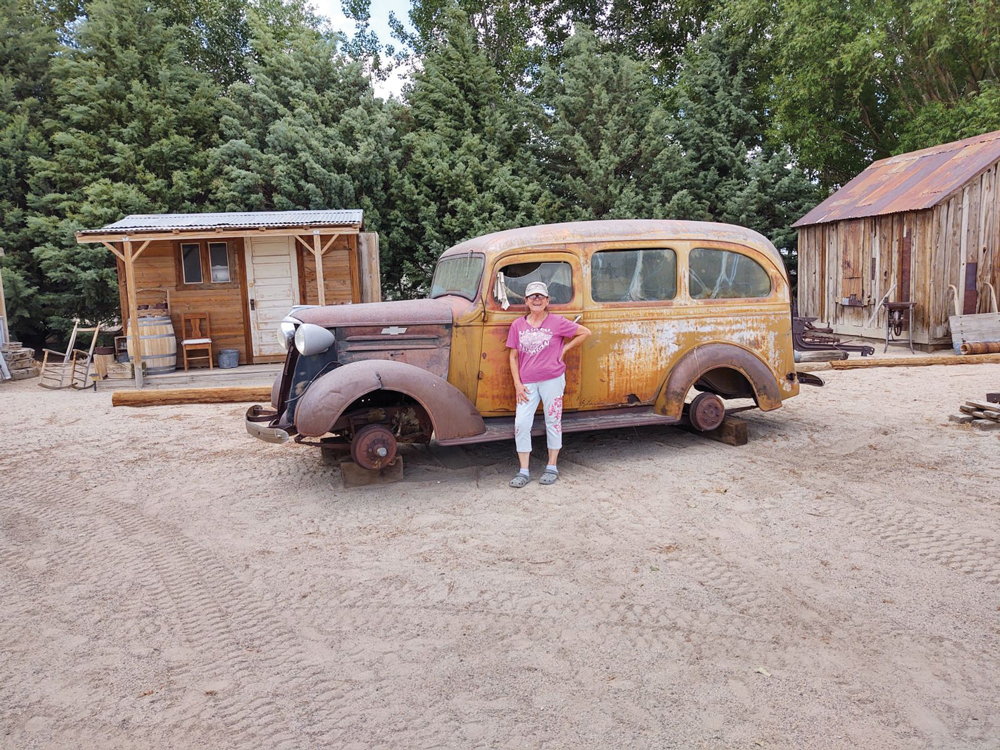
top-left (509, 348), bottom-right (529, 403)
top-left (560, 324), bottom-right (591, 360)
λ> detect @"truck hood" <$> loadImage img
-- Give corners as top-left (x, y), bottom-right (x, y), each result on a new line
top-left (291, 298), bottom-right (454, 328)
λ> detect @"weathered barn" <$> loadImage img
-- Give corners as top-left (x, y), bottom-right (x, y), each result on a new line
top-left (794, 129), bottom-right (1000, 349)
top-left (76, 210), bottom-right (380, 386)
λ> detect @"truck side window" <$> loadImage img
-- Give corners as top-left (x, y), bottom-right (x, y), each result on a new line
top-left (591, 248), bottom-right (677, 302)
top-left (493, 261), bottom-right (574, 306)
top-left (689, 247), bottom-right (771, 299)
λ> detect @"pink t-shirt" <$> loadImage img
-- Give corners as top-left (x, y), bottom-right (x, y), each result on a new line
top-left (506, 313), bottom-right (580, 384)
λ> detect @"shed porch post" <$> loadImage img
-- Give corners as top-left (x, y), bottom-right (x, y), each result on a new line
top-left (122, 237), bottom-right (152, 389)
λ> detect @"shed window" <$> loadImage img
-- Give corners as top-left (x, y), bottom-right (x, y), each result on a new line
top-left (181, 243), bottom-right (203, 284)
top-left (493, 261), bottom-right (574, 307)
top-left (592, 248), bottom-right (677, 302)
top-left (689, 248), bottom-right (771, 299)
top-left (209, 242), bottom-right (231, 282)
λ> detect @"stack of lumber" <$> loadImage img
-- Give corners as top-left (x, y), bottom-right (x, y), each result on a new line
top-left (1, 342), bottom-right (39, 381)
top-left (949, 397), bottom-right (1000, 431)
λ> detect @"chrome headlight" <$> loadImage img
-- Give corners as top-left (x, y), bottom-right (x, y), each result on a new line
top-left (293, 323), bottom-right (335, 356)
top-left (277, 321), bottom-right (297, 351)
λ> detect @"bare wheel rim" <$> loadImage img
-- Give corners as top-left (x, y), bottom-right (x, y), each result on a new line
top-left (689, 392), bottom-right (725, 432)
top-left (350, 424), bottom-right (397, 470)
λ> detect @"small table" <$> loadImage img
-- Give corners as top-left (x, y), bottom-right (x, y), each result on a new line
top-left (884, 301), bottom-right (916, 353)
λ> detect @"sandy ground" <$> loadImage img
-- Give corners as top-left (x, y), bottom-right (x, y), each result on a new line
top-left (1, 363), bottom-right (998, 750)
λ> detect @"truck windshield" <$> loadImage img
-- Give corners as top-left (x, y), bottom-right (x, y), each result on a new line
top-left (429, 255), bottom-right (485, 301)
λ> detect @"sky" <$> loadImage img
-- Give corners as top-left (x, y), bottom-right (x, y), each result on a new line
top-left (308, 0), bottom-right (415, 99)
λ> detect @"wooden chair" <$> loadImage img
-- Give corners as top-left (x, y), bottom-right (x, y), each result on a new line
top-left (180, 313), bottom-right (213, 370)
top-left (40, 319), bottom-right (102, 389)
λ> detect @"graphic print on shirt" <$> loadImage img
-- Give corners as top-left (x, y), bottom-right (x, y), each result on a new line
top-left (518, 327), bottom-right (554, 356)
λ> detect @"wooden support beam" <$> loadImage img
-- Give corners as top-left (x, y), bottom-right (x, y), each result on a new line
top-left (123, 238), bottom-right (144, 389)
top-left (797, 352), bottom-right (1000, 372)
top-left (112, 385), bottom-right (270, 407)
top-left (100, 241), bottom-right (125, 262)
top-left (320, 233), bottom-right (340, 254)
top-left (312, 231), bottom-right (326, 306)
top-left (132, 239), bottom-right (152, 260)
top-left (292, 234), bottom-right (313, 254)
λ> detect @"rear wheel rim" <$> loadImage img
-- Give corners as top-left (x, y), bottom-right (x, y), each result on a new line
top-left (689, 393), bottom-right (725, 432)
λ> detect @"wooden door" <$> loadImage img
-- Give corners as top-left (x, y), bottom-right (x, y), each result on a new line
top-left (246, 237), bottom-right (299, 358)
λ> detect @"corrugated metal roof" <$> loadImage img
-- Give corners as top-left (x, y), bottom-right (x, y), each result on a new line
top-left (78, 210), bottom-right (364, 234)
top-left (793, 129), bottom-right (1000, 228)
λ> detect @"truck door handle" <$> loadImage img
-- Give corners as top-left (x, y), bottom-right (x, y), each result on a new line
top-left (250, 299), bottom-right (256, 311)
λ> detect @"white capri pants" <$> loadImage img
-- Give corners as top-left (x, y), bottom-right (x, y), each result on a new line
top-left (514, 374), bottom-right (565, 453)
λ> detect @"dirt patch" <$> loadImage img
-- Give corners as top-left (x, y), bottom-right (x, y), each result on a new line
top-left (1, 364), bottom-right (998, 748)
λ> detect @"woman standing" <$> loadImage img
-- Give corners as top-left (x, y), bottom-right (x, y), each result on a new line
top-left (507, 281), bottom-right (591, 487)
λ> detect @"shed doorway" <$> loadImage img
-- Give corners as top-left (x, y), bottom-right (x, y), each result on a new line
top-left (246, 236), bottom-right (300, 359)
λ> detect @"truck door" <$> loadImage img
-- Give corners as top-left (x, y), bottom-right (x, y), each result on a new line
top-left (475, 252), bottom-right (583, 417)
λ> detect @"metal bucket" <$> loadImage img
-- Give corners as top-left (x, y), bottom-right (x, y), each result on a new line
top-left (125, 315), bottom-right (177, 375)
top-left (217, 348), bottom-right (239, 369)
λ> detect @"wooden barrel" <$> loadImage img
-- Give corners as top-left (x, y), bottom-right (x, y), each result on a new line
top-left (126, 315), bottom-right (177, 374)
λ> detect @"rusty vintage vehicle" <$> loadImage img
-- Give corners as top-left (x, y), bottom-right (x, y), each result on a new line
top-left (246, 220), bottom-right (812, 469)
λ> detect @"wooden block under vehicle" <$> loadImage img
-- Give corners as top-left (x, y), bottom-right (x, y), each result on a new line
top-left (676, 415), bottom-right (749, 446)
top-left (340, 457), bottom-right (404, 488)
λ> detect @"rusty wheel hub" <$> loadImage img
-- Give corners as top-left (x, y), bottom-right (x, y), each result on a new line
top-left (350, 424), bottom-right (397, 470)
top-left (689, 392), bottom-right (725, 432)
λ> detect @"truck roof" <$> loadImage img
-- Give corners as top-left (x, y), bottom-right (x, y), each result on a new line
top-left (439, 220), bottom-right (785, 270)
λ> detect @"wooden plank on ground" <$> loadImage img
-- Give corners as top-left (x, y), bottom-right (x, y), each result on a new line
top-left (827, 353), bottom-right (1000, 369)
top-left (340, 457), bottom-right (404, 488)
top-left (112, 386), bottom-right (269, 407)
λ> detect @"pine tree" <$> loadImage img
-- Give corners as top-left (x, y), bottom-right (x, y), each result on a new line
top-left (0, 0), bottom-right (57, 339)
top-left (209, 12), bottom-right (395, 236)
top-left (383, 9), bottom-right (545, 297)
top-left (535, 25), bottom-right (701, 222)
top-left (669, 30), bottom-right (821, 284)
top-left (28, 0), bottom-right (221, 331)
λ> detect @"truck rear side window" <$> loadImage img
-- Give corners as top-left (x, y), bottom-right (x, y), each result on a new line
top-left (689, 248), bottom-right (771, 299)
top-left (591, 248), bottom-right (677, 302)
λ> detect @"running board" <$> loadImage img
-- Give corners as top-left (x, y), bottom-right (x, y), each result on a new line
top-left (436, 406), bottom-right (680, 446)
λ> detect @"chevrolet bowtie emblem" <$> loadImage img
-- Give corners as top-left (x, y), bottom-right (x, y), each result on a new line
top-left (381, 326), bottom-right (407, 335)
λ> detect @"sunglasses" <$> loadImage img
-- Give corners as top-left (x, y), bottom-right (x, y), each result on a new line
top-left (527, 293), bottom-right (548, 301)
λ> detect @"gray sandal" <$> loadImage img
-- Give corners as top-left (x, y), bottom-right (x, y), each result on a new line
top-left (509, 473), bottom-right (531, 488)
top-left (539, 471), bottom-right (559, 485)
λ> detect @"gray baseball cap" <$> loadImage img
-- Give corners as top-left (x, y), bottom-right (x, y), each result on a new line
top-left (524, 281), bottom-right (550, 297)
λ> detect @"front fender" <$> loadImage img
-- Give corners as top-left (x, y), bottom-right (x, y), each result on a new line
top-left (654, 342), bottom-right (784, 420)
top-left (294, 360), bottom-right (486, 440)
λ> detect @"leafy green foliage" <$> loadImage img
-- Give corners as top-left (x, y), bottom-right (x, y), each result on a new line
top-left (724, 0), bottom-right (1000, 186)
top-left (382, 9), bottom-right (545, 297)
top-left (209, 11), bottom-right (395, 232)
top-left (28, 0), bottom-right (221, 331)
top-left (0, 0), bottom-right (58, 339)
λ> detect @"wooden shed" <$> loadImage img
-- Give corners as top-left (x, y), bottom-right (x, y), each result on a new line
top-left (76, 210), bottom-right (380, 386)
top-left (794, 129), bottom-right (1000, 349)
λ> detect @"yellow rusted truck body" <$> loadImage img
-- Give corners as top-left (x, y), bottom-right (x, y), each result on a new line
top-left (247, 220), bottom-right (801, 467)
top-left (439, 220), bottom-right (798, 418)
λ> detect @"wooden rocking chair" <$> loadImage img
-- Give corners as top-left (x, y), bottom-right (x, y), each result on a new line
top-left (40, 320), bottom-right (102, 390)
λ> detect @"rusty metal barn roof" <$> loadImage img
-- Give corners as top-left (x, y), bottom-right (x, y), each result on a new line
top-left (77, 210), bottom-right (364, 235)
top-left (793, 129), bottom-right (1000, 228)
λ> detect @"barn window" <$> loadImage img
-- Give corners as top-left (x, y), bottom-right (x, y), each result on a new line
top-left (181, 243), bottom-right (203, 284)
top-left (689, 248), bottom-right (771, 299)
top-left (591, 248), bottom-right (677, 302)
top-left (209, 242), bottom-right (231, 282)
